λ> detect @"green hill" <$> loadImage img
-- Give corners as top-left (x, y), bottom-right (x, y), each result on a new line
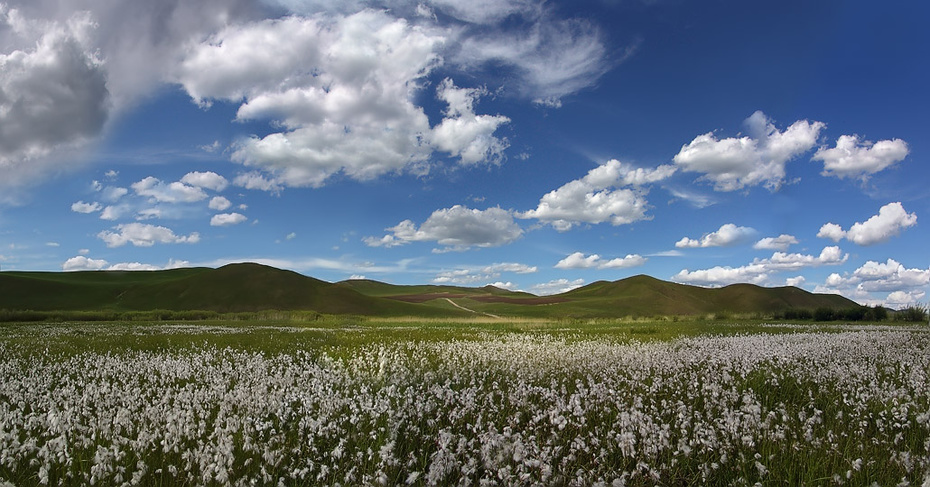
top-left (0, 263), bottom-right (465, 317)
top-left (553, 275), bottom-right (858, 317)
top-left (0, 265), bottom-right (862, 319)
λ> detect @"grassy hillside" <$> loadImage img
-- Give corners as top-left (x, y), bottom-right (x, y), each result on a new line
top-left (1, 265), bottom-right (862, 319)
top-left (0, 264), bottom-right (467, 317)
top-left (341, 274), bottom-right (860, 319)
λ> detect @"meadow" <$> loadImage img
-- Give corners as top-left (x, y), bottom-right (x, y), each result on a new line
top-left (1, 318), bottom-right (929, 486)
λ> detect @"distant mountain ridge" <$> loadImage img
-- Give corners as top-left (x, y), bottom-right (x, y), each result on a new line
top-left (0, 263), bottom-right (861, 318)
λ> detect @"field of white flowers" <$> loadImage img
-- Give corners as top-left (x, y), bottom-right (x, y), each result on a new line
top-left (1, 323), bottom-right (929, 486)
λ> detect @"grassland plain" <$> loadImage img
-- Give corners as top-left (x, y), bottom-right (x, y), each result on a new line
top-left (1, 319), bottom-right (929, 486)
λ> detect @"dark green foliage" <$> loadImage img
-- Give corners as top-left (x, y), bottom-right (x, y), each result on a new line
top-left (894, 305), bottom-right (928, 323)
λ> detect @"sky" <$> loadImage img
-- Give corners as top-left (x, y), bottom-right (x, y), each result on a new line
top-left (0, 0), bottom-right (928, 307)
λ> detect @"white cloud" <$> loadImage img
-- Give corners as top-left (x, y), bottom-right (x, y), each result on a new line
top-left (753, 234), bottom-right (799, 251)
top-left (100, 186), bottom-right (128, 202)
top-left (818, 202), bottom-right (917, 246)
top-left (672, 264), bottom-right (770, 287)
top-left (817, 222), bottom-right (846, 242)
top-left (71, 201), bottom-right (102, 214)
top-left (427, 0), bottom-right (539, 25)
top-left (181, 171), bottom-right (229, 192)
top-left (97, 223), bottom-right (200, 247)
top-left (233, 172), bottom-right (282, 193)
top-left (365, 205), bottom-right (523, 251)
top-left (673, 111), bottom-right (824, 191)
top-left (99, 204), bottom-right (128, 221)
top-left (815, 258), bottom-right (930, 308)
top-left (210, 213), bottom-right (248, 226)
top-left (431, 261), bottom-right (536, 285)
top-left (455, 16), bottom-right (609, 106)
top-left (885, 290), bottom-right (926, 309)
top-left (529, 278), bottom-right (585, 296)
top-left (63, 255), bottom-right (191, 272)
top-left (813, 135), bottom-right (909, 180)
top-left (519, 159), bottom-right (674, 231)
top-left (208, 196), bottom-right (232, 211)
top-left (785, 276), bottom-right (806, 287)
top-left (675, 223), bottom-right (756, 248)
top-left (852, 259), bottom-right (930, 292)
top-left (672, 246), bottom-right (847, 287)
top-left (762, 246), bottom-right (848, 271)
top-left (62, 255), bottom-right (108, 271)
top-left (132, 176), bottom-right (208, 204)
top-left (555, 252), bottom-right (646, 270)
top-left (431, 78), bottom-right (510, 165)
top-left (179, 12), bottom-right (450, 188)
top-left (487, 281), bottom-right (519, 291)
top-left (846, 202), bottom-right (917, 246)
top-left (106, 262), bottom-right (161, 271)
top-left (483, 262), bottom-right (537, 274)
top-left (433, 269), bottom-right (486, 285)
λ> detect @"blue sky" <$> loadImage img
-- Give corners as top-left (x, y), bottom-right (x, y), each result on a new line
top-left (1, 0), bottom-right (928, 307)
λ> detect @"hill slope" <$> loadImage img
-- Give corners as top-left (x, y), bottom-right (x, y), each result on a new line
top-left (0, 265), bottom-right (862, 318)
top-left (555, 275), bottom-right (858, 317)
top-left (0, 263), bottom-right (466, 316)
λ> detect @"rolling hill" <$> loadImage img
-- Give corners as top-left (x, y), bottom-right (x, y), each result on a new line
top-left (0, 264), bottom-right (861, 318)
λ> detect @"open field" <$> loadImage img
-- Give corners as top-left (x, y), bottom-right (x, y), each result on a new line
top-left (1, 319), bottom-right (929, 486)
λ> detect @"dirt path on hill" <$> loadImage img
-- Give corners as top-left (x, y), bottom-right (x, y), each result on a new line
top-left (444, 298), bottom-right (502, 319)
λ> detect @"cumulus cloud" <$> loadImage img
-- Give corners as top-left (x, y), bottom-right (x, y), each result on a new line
top-left (675, 223), bottom-right (756, 248)
top-left (71, 201), bottom-right (102, 214)
top-left (519, 159), bottom-right (675, 231)
top-left (180, 171), bottom-right (228, 192)
top-left (673, 111), bottom-right (824, 191)
top-left (753, 234), bottom-right (799, 251)
top-left (176, 12), bottom-right (507, 189)
top-left (487, 281), bottom-right (519, 291)
top-left (785, 276), bottom-right (806, 287)
top-left (0, 8), bottom-right (108, 187)
top-left (813, 135), bottom-right (909, 180)
top-left (672, 264), bottom-right (770, 287)
top-left (817, 202), bottom-right (917, 246)
top-left (431, 79), bottom-right (510, 165)
top-left (208, 196), bottom-right (232, 211)
top-left (530, 278), bottom-right (585, 296)
top-left (0, 0), bottom-right (261, 198)
top-left (555, 252), bottom-right (646, 270)
top-left (97, 223), bottom-right (200, 248)
top-left (62, 255), bottom-right (191, 272)
top-left (132, 177), bottom-right (208, 204)
top-left (61, 255), bottom-right (108, 271)
top-left (816, 258), bottom-right (930, 308)
top-left (672, 246), bottom-right (847, 287)
top-left (762, 246), bottom-right (847, 271)
top-left (210, 213), bottom-right (248, 226)
top-left (816, 223), bottom-right (847, 242)
top-left (364, 205), bottom-right (523, 251)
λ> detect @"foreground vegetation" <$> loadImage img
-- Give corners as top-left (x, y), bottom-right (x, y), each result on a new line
top-left (1, 320), bottom-right (929, 486)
